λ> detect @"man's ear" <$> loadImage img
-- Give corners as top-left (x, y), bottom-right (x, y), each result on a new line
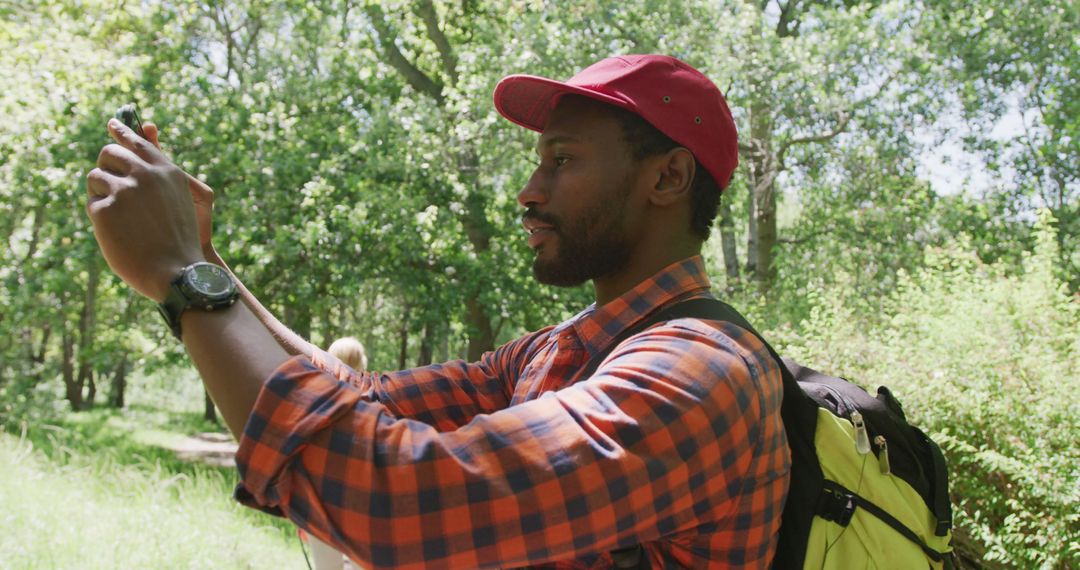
top-left (649, 147), bottom-right (695, 206)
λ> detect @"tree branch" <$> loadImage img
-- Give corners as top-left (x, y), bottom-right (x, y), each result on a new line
top-left (237, 9), bottom-right (263, 71)
top-left (603, 10), bottom-right (642, 49)
top-left (776, 0), bottom-right (801, 38)
top-left (415, 0), bottom-right (458, 86)
top-left (363, 4), bottom-right (445, 104)
top-left (776, 110), bottom-right (851, 169)
top-left (777, 71), bottom-right (899, 169)
top-left (209, 5), bottom-right (241, 85)
top-left (340, 0), bottom-right (353, 44)
top-left (777, 226), bottom-right (834, 245)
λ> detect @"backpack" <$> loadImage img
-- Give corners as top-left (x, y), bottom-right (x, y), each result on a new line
top-left (585, 298), bottom-right (955, 569)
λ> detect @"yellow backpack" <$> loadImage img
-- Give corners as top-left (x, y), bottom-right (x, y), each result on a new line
top-left (596, 298), bottom-right (955, 569)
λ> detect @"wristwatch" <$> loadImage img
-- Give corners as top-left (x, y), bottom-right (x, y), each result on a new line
top-left (157, 262), bottom-right (239, 339)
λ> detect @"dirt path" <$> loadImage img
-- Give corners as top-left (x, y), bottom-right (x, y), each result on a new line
top-left (166, 432), bottom-right (238, 468)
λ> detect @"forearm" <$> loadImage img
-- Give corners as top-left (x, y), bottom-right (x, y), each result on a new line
top-left (204, 246), bottom-right (314, 359)
top-left (181, 299), bottom-right (291, 439)
top-left (86, 122), bottom-right (301, 441)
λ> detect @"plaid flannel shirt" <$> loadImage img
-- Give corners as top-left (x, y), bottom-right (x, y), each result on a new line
top-left (235, 256), bottom-right (790, 569)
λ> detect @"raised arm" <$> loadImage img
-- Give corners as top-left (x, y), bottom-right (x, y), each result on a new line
top-left (141, 122), bottom-right (315, 360)
top-left (88, 120), bottom-right (298, 438)
top-left (88, 119), bottom-right (512, 438)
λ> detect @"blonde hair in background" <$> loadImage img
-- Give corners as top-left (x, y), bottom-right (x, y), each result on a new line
top-left (328, 337), bottom-right (368, 372)
top-left (304, 337), bottom-right (370, 570)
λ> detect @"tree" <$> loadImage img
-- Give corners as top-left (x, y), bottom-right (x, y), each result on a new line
top-left (0, 1), bottom-right (153, 411)
top-left (924, 0), bottom-right (1078, 290)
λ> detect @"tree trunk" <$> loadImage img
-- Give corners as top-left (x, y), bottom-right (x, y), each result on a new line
top-left (465, 295), bottom-right (495, 362)
top-left (204, 388), bottom-right (218, 424)
top-left (366, 6), bottom-right (497, 362)
top-left (109, 354), bottom-right (127, 409)
top-left (283, 303), bottom-right (312, 340)
top-left (745, 184), bottom-right (758, 278)
top-left (754, 180), bottom-right (779, 294)
top-left (81, 366), bottom-right (96, 409)
top-left (417, 322), bottom-right (436, 366)
top-left (62, 328), bottom-right (82, 411)
top-left (437, 328), bottom-right (450, 363)
top-left (459, 151), bottom-right (496, 361)
top-left (74, 254), bottom-right (101, 409)
top-left (32, 325), bottom-right (50, 365)
top-left (320, 304), bottom-right (334, 351)
top-left (398, 302), bottom-right (410, 370)
top-left (718, 192), bottom-right (740, 291)
top-left (747, 98), bottom-right (779, 294)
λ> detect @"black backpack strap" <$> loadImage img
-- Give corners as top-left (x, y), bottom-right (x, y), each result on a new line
top-left (913, 426), bottom-right (953, 536)
top-left (610, 544), bottom-right (649, 569)
top-left (581, 297), bottom-right (763, 378)
top-left (587, 298), bottom-right (818, 569)
top-left (819, 481), bottom-right (950, 562)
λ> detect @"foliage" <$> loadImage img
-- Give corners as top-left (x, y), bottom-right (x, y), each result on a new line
top-left (923, 0), bottom-right (1079, 290)
top-left (1, 1), bottom-right (1076, 566)
top-left (770, 212), bottom-right (1079, 568)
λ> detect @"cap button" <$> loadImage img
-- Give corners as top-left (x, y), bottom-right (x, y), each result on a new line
top-left (694, 116), bottom-right (702, 124)
top-left (662, 96), bottom-right (671, 103)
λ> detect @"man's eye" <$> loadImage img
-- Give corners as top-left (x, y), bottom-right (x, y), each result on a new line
top-left (555, 156), bottom-right (569, 167)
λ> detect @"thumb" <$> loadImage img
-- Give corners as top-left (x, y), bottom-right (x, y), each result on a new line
top-left (143, 122), bottom-right (162, 150)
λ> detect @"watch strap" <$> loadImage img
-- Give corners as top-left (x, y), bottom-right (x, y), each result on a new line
top-left (157, 273), bottom-right (190, 339)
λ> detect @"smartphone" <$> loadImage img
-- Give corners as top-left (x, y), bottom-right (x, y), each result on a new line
top-left (114, 103), bottom-right (146, 138)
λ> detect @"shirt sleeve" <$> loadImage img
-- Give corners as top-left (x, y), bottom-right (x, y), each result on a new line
top-left (305, 328), bottom-right (552, 432)
top-left (234, 319), bottom-right (782, 570)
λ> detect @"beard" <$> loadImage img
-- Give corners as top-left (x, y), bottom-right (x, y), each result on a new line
top-left (529, 182), bottom-right (635, 288)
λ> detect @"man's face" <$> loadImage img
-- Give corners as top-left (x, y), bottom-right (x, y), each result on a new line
top-left (518, 97), bottom-right (645, 287)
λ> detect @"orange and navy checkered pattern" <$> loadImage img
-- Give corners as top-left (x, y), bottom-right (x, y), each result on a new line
top-left (234, 256), bottom-right (790, 569)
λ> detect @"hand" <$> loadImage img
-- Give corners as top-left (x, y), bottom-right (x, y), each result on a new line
top-left (141, 122), bottom-right (216, 257)
top-left (86, 119), bottom-right (204, 302)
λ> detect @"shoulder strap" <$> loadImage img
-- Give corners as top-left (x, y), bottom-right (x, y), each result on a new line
top-left (914, 426), bottom-right (954, 537)
top-left (581, 298), bottom-right (761, 379)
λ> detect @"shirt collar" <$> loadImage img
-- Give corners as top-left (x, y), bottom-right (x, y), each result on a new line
top-left (565, 255), bottom-right (713, 357)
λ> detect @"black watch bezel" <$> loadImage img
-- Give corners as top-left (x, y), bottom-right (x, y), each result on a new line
top-left (157, 262), bottom-right (239, 339)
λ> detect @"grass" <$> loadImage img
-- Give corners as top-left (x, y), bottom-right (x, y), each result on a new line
top-left (0, 379), bottom-right (308, 569)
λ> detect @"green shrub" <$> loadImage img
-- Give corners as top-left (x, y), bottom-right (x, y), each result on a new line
top-left (770, 211), bottom-right (1079, 567)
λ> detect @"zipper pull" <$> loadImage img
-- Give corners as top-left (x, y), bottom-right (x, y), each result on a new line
top-left (851, 411), bottom-right (872, 454)
top-left (875, 435), bottom-right (891, 476)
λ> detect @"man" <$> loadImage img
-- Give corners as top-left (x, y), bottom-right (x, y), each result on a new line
top-left (86, 55), bottom-right (789, 569)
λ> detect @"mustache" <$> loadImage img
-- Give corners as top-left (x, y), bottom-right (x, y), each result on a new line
top-left (522, 208), bottom-right (560, 228)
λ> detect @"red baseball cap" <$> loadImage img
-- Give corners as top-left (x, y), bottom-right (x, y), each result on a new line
top-left (493, 54), bottom-right (739, 190)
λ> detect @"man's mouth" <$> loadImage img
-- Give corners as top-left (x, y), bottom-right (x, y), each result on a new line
top-left (522, 214), bottom-right (557, 249)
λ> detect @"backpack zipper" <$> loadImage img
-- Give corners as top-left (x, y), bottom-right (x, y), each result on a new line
top-left (875, 435), bottom-right (891, 475)
top-left (851, 411), bottom-right (872, 455)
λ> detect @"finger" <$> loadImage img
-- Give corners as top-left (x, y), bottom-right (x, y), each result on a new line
top-left (86, 190), bottom-right (116, 217)
top-left (86, 167), bottom-right (133, 199)
top-left (143, 122), bottom-right (162, 150)
top-left (96, 143), bottom-right (141, 175)
top-left (86, 168), bottom-right (111, 198)
top-left (107, 118), bottom-right (166, 164)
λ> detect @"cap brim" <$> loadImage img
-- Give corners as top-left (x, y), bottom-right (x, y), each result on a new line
top-left (493, 74), bottom-right (634, 133)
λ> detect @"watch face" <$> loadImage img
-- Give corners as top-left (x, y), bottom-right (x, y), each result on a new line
top-left (186, 264), bottom-right (234, 298)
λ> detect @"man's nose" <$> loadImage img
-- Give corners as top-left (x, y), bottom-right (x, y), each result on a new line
top-left (517, 168), bottom-right (548, 209)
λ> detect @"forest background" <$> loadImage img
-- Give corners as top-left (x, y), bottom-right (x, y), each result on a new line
top-left (0, 0), bottom-right (1076, 568)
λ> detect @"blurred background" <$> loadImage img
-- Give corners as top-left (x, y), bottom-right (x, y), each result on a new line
top-left (0, 0), bottom-right (1076, 567)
